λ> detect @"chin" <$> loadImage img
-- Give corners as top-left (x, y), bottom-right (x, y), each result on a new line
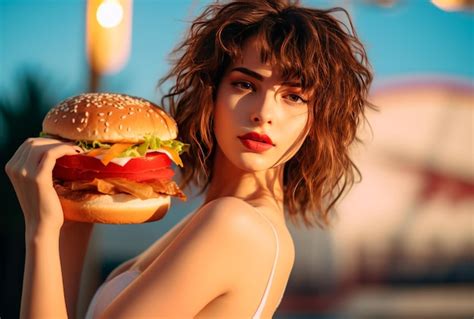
top-left (230, 152), bottom-right (278, 173)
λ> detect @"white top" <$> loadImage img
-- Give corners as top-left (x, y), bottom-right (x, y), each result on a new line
top-left (85, 206), bottom-right (281, 319)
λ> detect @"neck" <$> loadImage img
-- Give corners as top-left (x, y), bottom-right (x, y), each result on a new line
top-left (204, 147), bottom-right (285, 221)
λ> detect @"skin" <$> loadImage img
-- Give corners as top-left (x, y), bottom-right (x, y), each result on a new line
top-left (5, 138), bottom-right (90, 319)
top-left (207, 37), bottom-right (310, 221)
top-left (6, 37), bottom-right (308, 318)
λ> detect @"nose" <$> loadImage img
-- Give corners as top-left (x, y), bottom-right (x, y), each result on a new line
top-left (249, 91), bottom-right (274, 125)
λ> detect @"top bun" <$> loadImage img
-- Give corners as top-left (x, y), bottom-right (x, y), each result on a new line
top-left (42, 93), bottom-right (177, 143)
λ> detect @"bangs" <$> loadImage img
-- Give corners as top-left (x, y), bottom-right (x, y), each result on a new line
top-left (216, 11), bottom-right (320, 94)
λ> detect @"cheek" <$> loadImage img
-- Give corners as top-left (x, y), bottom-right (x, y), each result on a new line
top-left (213, 93), bottom-right (238, 149)
top-left (214, 96), bottom-right (231, 134)
top-left (275, 112), bottom-right (309, 164)
top-left (213, 87), bottom-right (245, 134)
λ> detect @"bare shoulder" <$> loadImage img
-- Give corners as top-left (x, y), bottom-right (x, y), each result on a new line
top-left (197, 196), bottom-right (279, 248)
top-left (101, 196), bottom-right (293, 317)
top-left (196, 196), bottom-right (295, 273)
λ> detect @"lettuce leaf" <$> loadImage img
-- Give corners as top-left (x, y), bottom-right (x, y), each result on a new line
top-left (117, 135), bottom-right (189, 158)
top-left (38, 132), bottom-right (189, 158)
top-left (76, 140), bottom-right (112, 150)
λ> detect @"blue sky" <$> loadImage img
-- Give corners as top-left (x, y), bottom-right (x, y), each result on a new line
top-left (1, 0), bottom-right (473, 103)
top-left (1, 0), bottom-right (473, 261)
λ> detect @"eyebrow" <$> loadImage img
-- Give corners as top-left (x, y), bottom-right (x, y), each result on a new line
top-left (229, 67), bottom-right (302, 88)
top-left (230, 67), bottom-right (264, 81)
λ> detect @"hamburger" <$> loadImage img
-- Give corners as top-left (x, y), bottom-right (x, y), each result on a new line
top-left (41, 92), bottom-right (187, 224)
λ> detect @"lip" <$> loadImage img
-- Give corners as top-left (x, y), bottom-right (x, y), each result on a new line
top-left (237, 132), bottom-right (275, 153)
top-left (238, 132), bottom-right (274, 145)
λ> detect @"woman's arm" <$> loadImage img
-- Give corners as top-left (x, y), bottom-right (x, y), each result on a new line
top-left (60, 221), bottom-right (94, 318)
top-left (5, 138), bottom-right (85, 319)
top-left (105, 212), bottom-right (195, 283)
top-left (24, 222), bottom-right (93, 319)
top-left (23, 225), bottom-right (68, 319)
top-left (100, 197), bottom-right (276, 318)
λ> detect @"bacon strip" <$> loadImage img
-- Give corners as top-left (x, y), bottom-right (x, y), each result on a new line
top-left (147, 179), bottom-right (187, 201)
top-left (61, 178), bottom-right (186, 201)
top-left (105, 178), bottom-right (155, 200)
top-left (69, 178), bottom-right (117, 194)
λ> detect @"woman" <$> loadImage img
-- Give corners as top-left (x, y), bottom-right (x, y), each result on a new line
top-left (5, 0), bottom-right (373, 318)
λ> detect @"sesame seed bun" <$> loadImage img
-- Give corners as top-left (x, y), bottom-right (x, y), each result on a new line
top-left (46, 92), bottom-right (182, 224)
top-left (42, 92), bottom-right (177, 143)
top-left (60, 193), bottom-right (171, 224)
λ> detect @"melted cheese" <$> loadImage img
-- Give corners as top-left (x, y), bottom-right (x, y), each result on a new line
top-left (92, 149), bottom-right (175, 167)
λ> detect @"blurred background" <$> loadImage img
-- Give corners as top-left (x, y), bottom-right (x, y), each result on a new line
top-left (1, 0), bottom-right (473, 318)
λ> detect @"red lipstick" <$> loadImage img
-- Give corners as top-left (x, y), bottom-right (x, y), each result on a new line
top-left (237, 132), bottom-right (275, 153)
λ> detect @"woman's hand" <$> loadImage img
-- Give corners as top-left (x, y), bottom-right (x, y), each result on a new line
top-left (4, 137), bottom-right (83, 236)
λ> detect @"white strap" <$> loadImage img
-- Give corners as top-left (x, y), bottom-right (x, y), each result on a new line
top-left (251, 207), bottom-right (280, 319)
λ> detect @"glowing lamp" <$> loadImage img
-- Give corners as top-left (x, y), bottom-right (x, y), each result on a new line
top-left (86, 0), bottom-right (133, 75)
top-left (431, 0), bottom-right (474, 11)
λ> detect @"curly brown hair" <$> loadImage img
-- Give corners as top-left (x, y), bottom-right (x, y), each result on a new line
top-left (159, 0), bottom-right (374, 228)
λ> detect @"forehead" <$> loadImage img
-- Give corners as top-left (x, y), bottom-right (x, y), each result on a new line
top-left (228, 37), bottom-right (277, 79)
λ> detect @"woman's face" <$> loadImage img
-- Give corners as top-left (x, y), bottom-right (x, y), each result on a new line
top-left (213, 38), bottom-right (310, 172)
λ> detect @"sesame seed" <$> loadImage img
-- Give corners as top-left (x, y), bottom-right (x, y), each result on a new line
top-left (119, 124), bottom-right (123, 130)
top-left (72, 118), bottom-right (76, 123)
top-left (62, 115), bottom-right (67, 118)
top-left (108, 111), bottom-right (112, 116)
top-left (98, 112), bottom-right (104, 116)
top-left (54, 119), bottom-right (58, 123)
top-left (146, 113), bottom-right (150, 118)
top-left (105, 122), bottom-right (110, 127)
top-left (121, 115), bottom-right (127, 119)
top-left (76, 127), bottom-right (82, 132)
top-left (104, 128), bottom-right (109, 133)
top-left (128, 112), bottom-right (135, 115)
top-left (80, 118), bottom-right (85, 123)
top-left (94, 129), bottom-right (98, 135)
top-left (85, 112), bottom-right (89, 117)
top-left (99, 118), bottom-right (106, 122)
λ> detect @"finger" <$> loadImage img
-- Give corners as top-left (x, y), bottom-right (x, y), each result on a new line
top-left (9, 138), bottom-right (75, 178)
top-left (35, 144), bottom-right (83, 180)
top-left (26, 138), bottom-right (82, 167)
top-left (6, 137), bottom-right (63, 172)
top-left (36, 138), bottom-right (84, 153)
top-left (5, 138), bottom-right (35, 178)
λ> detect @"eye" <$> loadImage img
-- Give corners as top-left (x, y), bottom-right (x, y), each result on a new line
top-left (231, 81), bottom-right (254, 91)
top-left (285, 93), bottom-right (308, 105)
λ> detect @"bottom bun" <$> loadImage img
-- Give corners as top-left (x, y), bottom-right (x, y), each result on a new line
top-left (59, 193), bottom-right (171, 224)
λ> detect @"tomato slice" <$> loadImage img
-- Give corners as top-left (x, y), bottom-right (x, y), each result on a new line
top-left (55, 152), bottom-right (172, 173)
top-left (53, 152), bottom-right (175, 182)
top-left (53, 165), bottom-right (175, 182)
